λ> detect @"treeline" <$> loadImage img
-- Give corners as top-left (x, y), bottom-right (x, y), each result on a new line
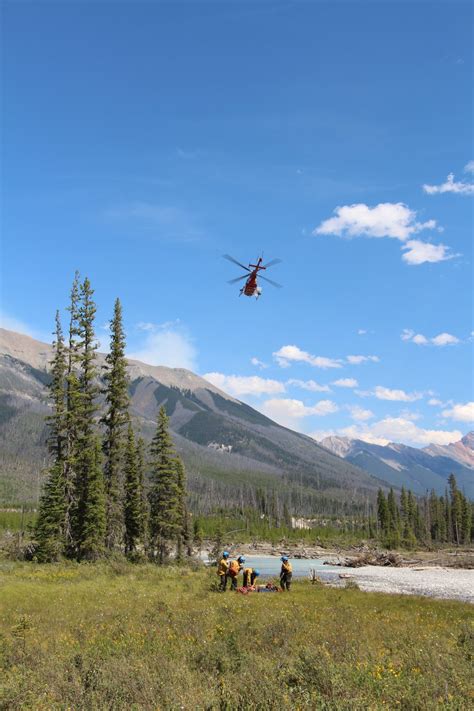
top-left (377, 477), bottom-right (473, 548)
top-left (34, 273), bottom-right (190, 563)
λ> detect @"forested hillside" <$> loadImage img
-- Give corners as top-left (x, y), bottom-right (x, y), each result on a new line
top-left (0, 326), bottom-right (383, 517)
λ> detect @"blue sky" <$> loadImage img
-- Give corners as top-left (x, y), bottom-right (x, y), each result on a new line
top-left (2, 1), bottom-right (473, 446)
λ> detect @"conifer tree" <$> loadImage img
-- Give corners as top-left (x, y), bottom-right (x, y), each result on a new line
top-left (75, 277), bottom-right (104, 557)
top-left (377, 489), bottom-right (389, 533)
top-left (136, 437), bottom-right (149, 552)
top-left (193, 518), bottom-right (204, 553)
top-left (174, 457), bottom-right (189, 559)
top-left (102, 298), bottom-right (130, 550)
top-left (444, 489), bottom-right (452, 543)
top-left (35, 463), bottom-right (66, 562)
top-left (35, 313), bottom-right (67, 561)
top-left (461, 496), bottom-right (472, 544)
top-left (78, 437), bottom-right (107, 560)
top-left (148, 406), bottom-right (181, 563)
top-left (123, 423), bottom-right (143, 554)
top-left (65, 272), bottom-right (82, 552)
top-left (448, 474), bottom-right (462, 544)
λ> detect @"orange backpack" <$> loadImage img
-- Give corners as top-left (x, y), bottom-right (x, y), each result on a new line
top-left (228, 560), bottom-right (240, 577)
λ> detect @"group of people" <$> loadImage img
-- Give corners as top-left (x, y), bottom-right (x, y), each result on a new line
top-left (217, 552), bottom-right (293, 592)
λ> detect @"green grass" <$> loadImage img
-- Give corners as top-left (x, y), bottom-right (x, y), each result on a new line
top-left (0, 562), bottom-right (472, 709)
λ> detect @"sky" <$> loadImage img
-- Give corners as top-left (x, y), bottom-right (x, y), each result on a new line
top-left (1, 0), bottom-right (473, 447)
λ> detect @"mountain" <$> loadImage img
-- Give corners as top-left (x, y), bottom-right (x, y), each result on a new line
top-left (320, 434), bottom-right (474, 498)
top-left (0, 328), bottom-right (384, 509)
top-left (423, 433), bottom-right (474, 469)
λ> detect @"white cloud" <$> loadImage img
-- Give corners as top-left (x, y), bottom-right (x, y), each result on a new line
top-left (428, 398), bottom-right (443, 406)
top-left (333, 378), bottom-right (359, 388)
top-left (313, 418), bottom-right (462, 447)
top-left (314, 202), bottom-right (436, 240)
top-left (349, 406), bottom-right (374, 421)
top-left (202, 373), bottom-right (285, 397)
top-left (357, 329), bottom-right (367, 335)
top-left (401, 240), bottom-right (455, 265)
top-left (273, 345), bottom-right (342, 369)
top-left (128, 325), bottom-right (197, 370)
top-left (464, 161), bottom-right (474, 174)
top-left (423, 173), bottom-right (474, 196)
top-left (261, 398), bottom-right (338, 428)
top-left (346, 354), bottom-right (379, 365)
top-left (431, 332), bottom-right (460, 346)
top-left (287, 379), bottom-right (331, 393)
top-left (313, 202), bottom-right (454, 265)
top-left (341, 418), bottom-right (462, 446)
top-left (250, 357), bottom-right (268, 369)
top-left (401, 329), bottom-right (460, 346)
top-left (374, 386), bottom-right (423, 402)
top-left (441, 402), bottom-right (474, 424)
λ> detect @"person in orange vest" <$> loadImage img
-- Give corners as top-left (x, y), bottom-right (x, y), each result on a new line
top-left (242, 567), bottom-right (260, 588)
top-left (228, 555), bottom-right (245, 591)
top-left (217, 551), bottom-right (230, 592)
top-left (280, 556), bottom-right (292, 591)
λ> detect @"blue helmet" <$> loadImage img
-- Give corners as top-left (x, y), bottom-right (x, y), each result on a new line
top-left (223, 551), bottom-right (229, 558)
top-left (254, 569), bottom-right (260, 576)
top-left (238, 556), bottom-right (246, 563)
top-left (281, 556), bottom-right (289, 562)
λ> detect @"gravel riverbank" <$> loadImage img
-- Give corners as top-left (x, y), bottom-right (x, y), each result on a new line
top-left (338, 565), bottom-right (474, 603)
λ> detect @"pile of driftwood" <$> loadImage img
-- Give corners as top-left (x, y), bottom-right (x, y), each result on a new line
top-left (336, 551), bottom-right (404, 568)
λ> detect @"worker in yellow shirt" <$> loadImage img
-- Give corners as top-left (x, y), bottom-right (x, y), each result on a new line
top-left (242, 567), bottom-right (260, 588)
top-left (217, 551), bottom-right (230, 591)
top-left (280, 556), bottom-right (292, 591)
top-left (228, 555), bottom-right (245, 591)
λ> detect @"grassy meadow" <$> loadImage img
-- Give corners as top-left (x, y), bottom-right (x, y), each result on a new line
top-left (0, 562), bottom-right (473, 710)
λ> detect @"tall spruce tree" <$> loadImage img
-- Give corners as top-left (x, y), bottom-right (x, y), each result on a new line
top-left (65, 272), bottom-right (82, 553)
top-left (123, 423), bottom-right (143, 554)
top-left (148, 406), bottom-right (181, 563)
top-left (35, 312), bottom-right (67, 561)
top-left (102, 298), bottom-right (130, 550)
top-left (75, 277), bottom-right (105, 559)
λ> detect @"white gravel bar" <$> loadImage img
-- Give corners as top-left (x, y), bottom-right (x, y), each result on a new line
top-left (345, 566), bottom-right (474, 603)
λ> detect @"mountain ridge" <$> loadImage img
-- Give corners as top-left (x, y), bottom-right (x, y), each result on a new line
top-left (0, 328), bottom-right (385, 508)
top-left (320, 434), bottom-right (474, 498)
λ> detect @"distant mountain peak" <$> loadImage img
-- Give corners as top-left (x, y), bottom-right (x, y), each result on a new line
top-left (321, 431), bottom-right (474, 497)
top-left (461, 431), bottom-right (474, 450)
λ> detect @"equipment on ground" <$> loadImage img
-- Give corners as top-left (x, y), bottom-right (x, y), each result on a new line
top-left (223, 254), bottom-right (282, 299)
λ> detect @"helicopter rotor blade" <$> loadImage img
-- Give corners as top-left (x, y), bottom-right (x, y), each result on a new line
top-left (227, 274), bottom-right (248, 284)
top-left (262, 258), bottom-right (282, 269)
top-left (260, 274), bottom-right (283, 288)
top-left (223, 254), bottom-right (251, 272)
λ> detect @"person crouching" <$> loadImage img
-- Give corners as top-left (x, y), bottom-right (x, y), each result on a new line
top-left (242, 567), bottom-right (260, 588)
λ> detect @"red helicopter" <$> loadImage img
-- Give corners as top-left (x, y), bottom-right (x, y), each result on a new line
top-left (223, 254), bottom-right (282, 298)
